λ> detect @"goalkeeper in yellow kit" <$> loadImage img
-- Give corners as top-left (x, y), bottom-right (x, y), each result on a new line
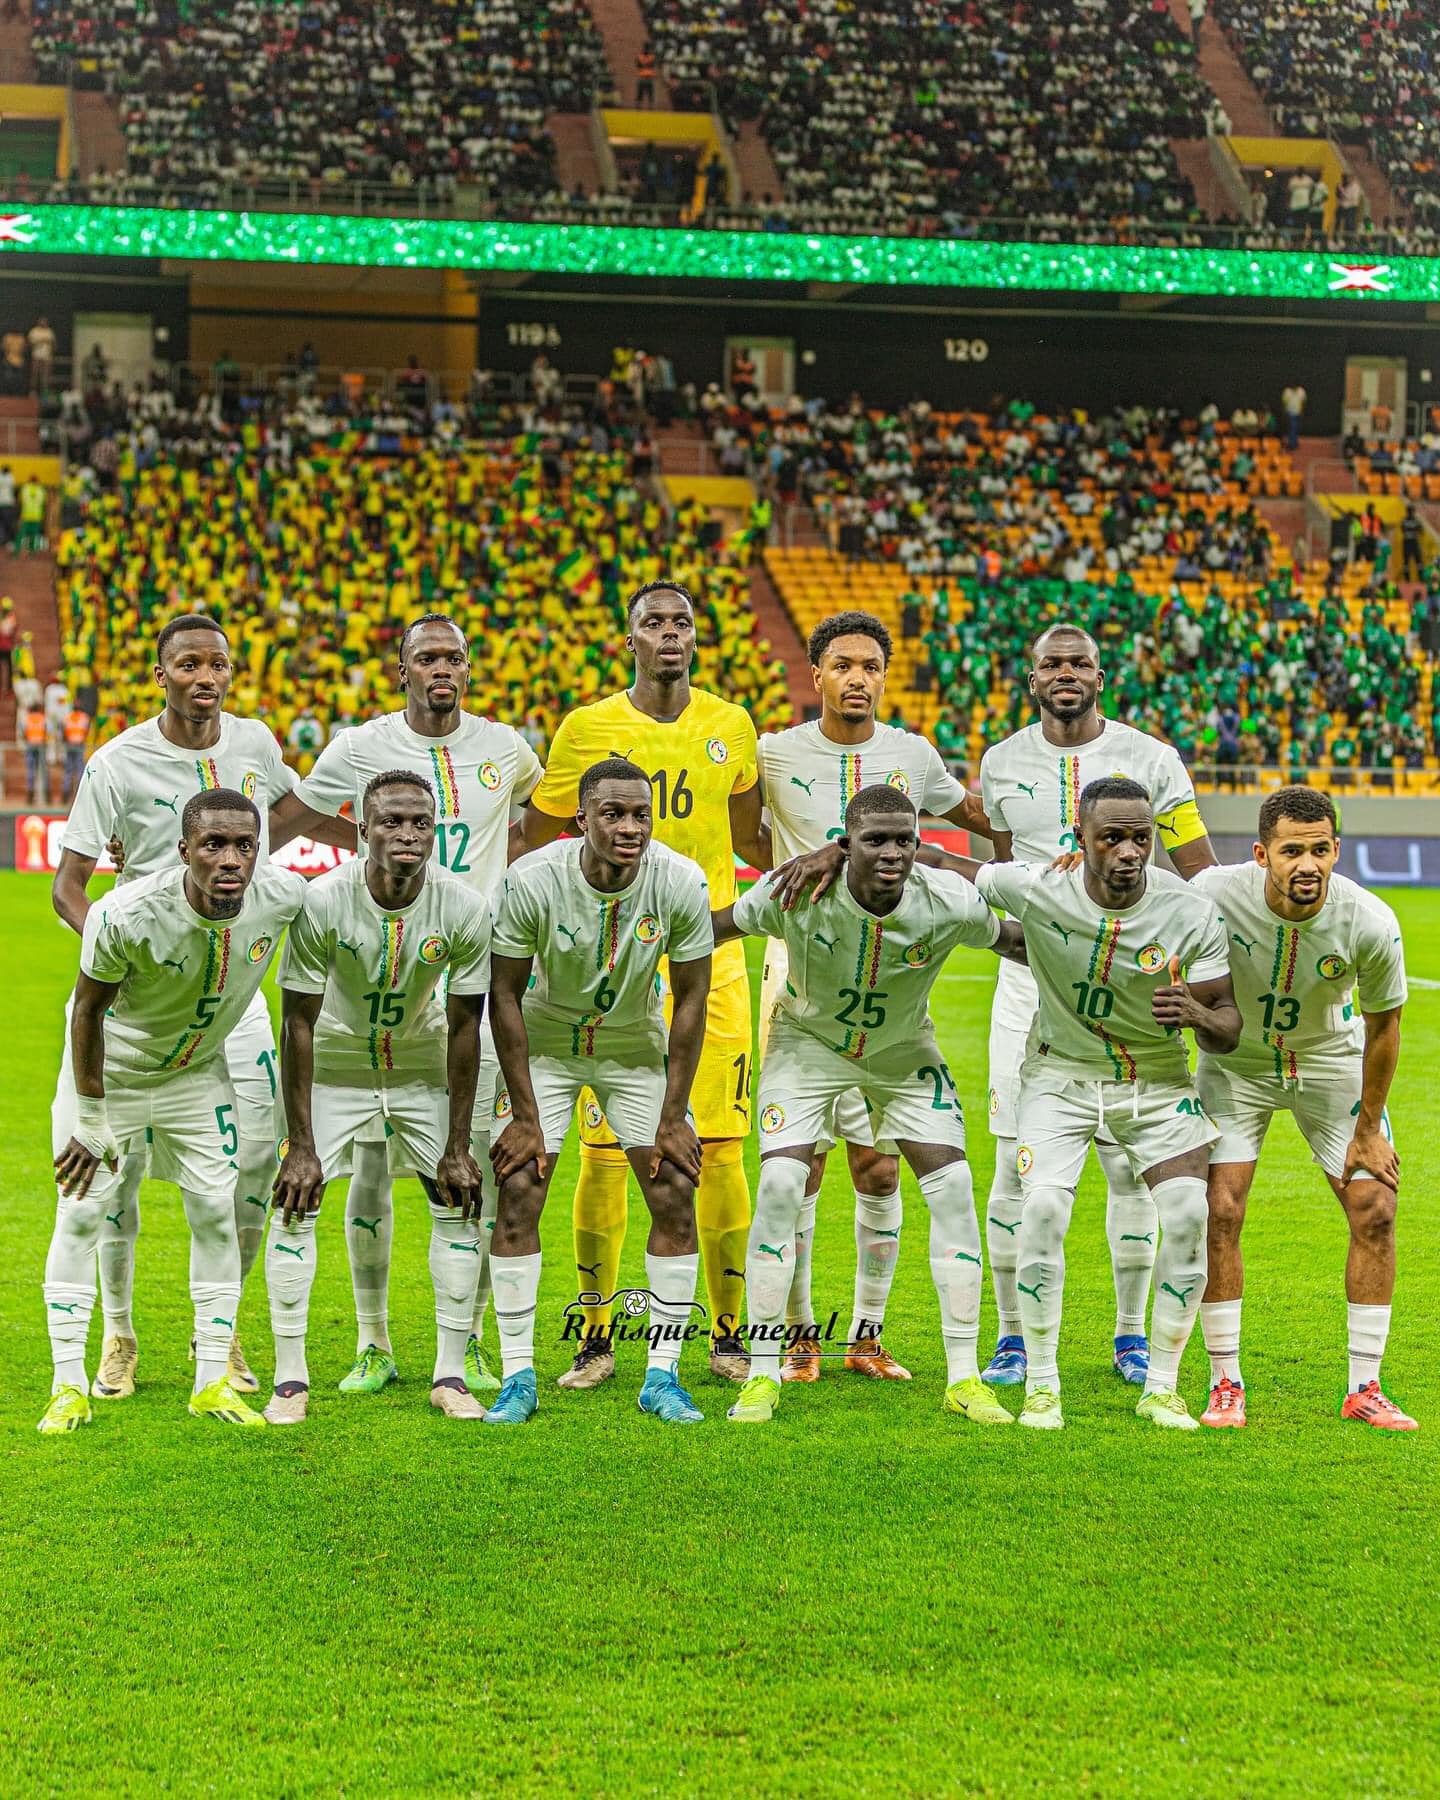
top-left (523, 581), bottom-right (768, 1385)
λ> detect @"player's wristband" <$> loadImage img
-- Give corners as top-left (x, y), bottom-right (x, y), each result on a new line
top-left (73, 1094), bottom-right (118, 1161)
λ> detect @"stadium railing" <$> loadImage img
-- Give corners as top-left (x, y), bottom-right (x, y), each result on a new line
top-left (1189, 763), bottom-right (1438, 796)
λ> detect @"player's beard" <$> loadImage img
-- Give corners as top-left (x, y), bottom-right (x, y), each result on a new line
top-left (208, 896), bottom-right (244, 918)
top-left (1036, 688), bottom-right (1092, 723)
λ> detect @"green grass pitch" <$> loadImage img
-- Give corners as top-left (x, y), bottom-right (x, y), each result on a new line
top-left (1, 872), bottom-right (1438, 1796)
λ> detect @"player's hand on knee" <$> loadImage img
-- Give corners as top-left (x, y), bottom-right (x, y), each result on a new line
top-left (652, 1115), bottom-right (702, 1185)
top-left (1343, 1129), bottom-right (1399, 1193)
top-left (771, 842), bottom-right (845, 909)
top-left (55, 1135), bottom-right (112, 1198)
top-left (273, 1145), bottom-right (325, 1226)
top-left (436, 1144), bottom-right (485, 1219)
top-left (491, 1120), bottom-right (546, 1186)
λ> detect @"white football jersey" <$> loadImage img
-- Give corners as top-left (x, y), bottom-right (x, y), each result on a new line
top-left (736, 863), bottom-right (998, 1063)
top-left (757, 720), bottom-right (969, 861)
top-left (1189, 862), bottom-right (1406, 1080)
top-left (278, 858), bottom-right (491, 1085)
top-left (980, 719), bottom-right (1200, 863)
top-left (63, 713), bottom-right (296, 881)
top-left (493, 839), bottom-right (712, 1059)
top-left (298, 710), bottom-right (542, 898)
top-left (80, 863), bottom-right (304, 1084)
top-left (974, 862), bottom-right (1229, 1083)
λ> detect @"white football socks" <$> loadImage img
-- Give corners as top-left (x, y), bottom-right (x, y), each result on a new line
top-left (1347, 1302), bottom-right (1391, 1393)
top-left (1200, 1297), bottom-right (1243, 1387)
top-left (1097, 1136), bottom-right (1157, 1339)
top-left (784, 1187), bottom-right (818, 1333)
top-left (644, 1250), bottom-right (700, 1373)
top-left (748, 1156), bottom-right (808, 1380)
top-left (850, 1185), bottom-right (902, 1345)
top-left (491, 1252), bottom-right (542, 1375)
top-left (429, 1203), bottom-right (483, 1384)
top-left (345, 1144), bottom-right (394, 1355)
top-left (266, 1210), bottom-right (319, 1388)
top-left (1145, 1177), bottom-right (1209, 1396)
top-left (986, 1143), bottom-right (1025, 1340)
top-left (1014, 1183), bottom-right (1075, 1394)
top-left (184, 1186), bottom-right (242, 1392)
top-left (919, 1161), bottom-right (983, 1384)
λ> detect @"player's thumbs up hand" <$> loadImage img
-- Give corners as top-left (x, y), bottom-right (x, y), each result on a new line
top-left (1151, 955), bottom-right (1196, 1030)
top-left (1168, 955), bottom-right (1182, 986)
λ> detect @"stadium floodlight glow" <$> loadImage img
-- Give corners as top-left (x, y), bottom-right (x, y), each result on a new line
top-left (0, 202), bottom-right (1431, 300)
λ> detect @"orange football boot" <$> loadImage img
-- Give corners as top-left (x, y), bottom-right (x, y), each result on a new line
top-left (845, 1337), bottom-right (912, 1380)
top-left (781, 1336), bottom-right (822, 1383)
top-left (1340, 1381), bottom-right (1418, 1431)
top-left (1201, 1377), bottom-right (1247, 1428)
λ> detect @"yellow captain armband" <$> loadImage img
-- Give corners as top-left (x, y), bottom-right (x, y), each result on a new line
top-left (1154, 799), bottom-right (1208, 849)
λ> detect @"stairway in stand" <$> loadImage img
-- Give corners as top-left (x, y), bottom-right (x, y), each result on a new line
top-left (586, 0), bottom-right (667, 106)
top-left (1, 536), bottom-right (60, 802)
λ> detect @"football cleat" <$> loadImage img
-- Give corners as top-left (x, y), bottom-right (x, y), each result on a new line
top-left (555, 1335), bottom-right (615, 1390)
top-left (37, 1385), bottom-right (92, 1434)
top-left (727, 1373), bottom-right (781, 1423)
top-left (226, 1332), bottom-right (259, 1395)
top-left (708, 1333), bottom-right (750, 1383)
top-left (943, 1377), bottom-right (1014, 1424)
top-left (189, 1376), bottom-right (266, 1427)
top-left (781, 1336), bottom-right (822, 1383)
top-left (1136, 1389), bottom-right (1200, 1431)
top-left (338, 1345), bottom-right (399, 1394)
top-left (483, 1369), bottom-right (538, 1424)
top-left (92, 1335), bottom-right (138, 1399)
top-left (1017, 1386), bottom-right (1064, 1430)
top-left (1201, 1377), bottom-right (1247, 1429)
top-left (1340, 1381), bottom-right (1418, 1432)
top-left (431, 1378), bottom-right (486, 1420)
top-left (845, 1337), bottom-right (912, 1380)
top-left (463, 1334), bottom-right (502, 1395)
top-left (263, 1382), bottom-right (309, 1425)
top-left (637, 1367), bottom-right (704, 1423)
top-left (1112, 1335), bottom-right (1150, 1385)
top-left (981, 1336), bottom-right (1027, 1386)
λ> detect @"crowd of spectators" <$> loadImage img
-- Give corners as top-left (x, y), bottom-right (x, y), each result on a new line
top-left (31, 0), bottom-right (606, 203)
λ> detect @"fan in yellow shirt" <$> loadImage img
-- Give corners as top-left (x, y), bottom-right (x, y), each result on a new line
top-left (525, 580), bottom-right (770, 1388)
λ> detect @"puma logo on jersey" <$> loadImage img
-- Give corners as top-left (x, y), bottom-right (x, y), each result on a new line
top-left (812, 931), bottom-right (837, 953)
top-left (153, 794), bottom-right (179, 814)
top-left (159, 956), bottom-right (188, 975)
top-left (790, 775), bottom-right (817, 794)
top-left (1231, 931), bottom-right (1257, 956)
top-left (556, 923), bottom-right (580, 946)
top-left (336, 938), bottom-right (362, 959)
top-left (1015, 780), bottom-right (1039, 798)
top-left (1047, 921), bottom-right (1074, 944)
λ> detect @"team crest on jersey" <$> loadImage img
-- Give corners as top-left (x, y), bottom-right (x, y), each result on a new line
top-left (1316, 953), bottom-right (1348, 981)
top-left (419, 935), bottom-right (448, 963)
top-left (241, 772), bottom-right (258, 799)
top-left (705, 737), bottom-right (729, 764)
top-left (493, 1091), bottom-right (512, 1121)
top-left (634, 914), bottom-right (662, 945)
top-left (885, 771), bottom-right (911, 794)
top-left (477, 761), bottom-right (502, 791)
top-left (246, 936), bottom-right (273, 964)
top-left (760, 1104), bottom-right (785, 1133)
top-left (583, 1098), bottom-right (604, 1130)
top-left (902, 941), bottom-right (931, 968)
top-left (1136, 942), bottom-right (1167, 974)
top-left (1016, 1145), bottom-right (1034, 1176)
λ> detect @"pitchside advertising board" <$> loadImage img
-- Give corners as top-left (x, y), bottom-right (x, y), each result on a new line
top-left (7, 816), bottom-right (1440, 884)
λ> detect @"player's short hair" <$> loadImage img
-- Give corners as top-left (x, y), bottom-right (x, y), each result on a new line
top-left (1031, 622), bottom-right (1099, 663)
top-left (579, 756), bottom-right (650, 808)
top-left (1079, 776), bottom-right (1152, 820)
top-left (1258, 785), bottom-right (1338, 841)
top-left (363, 769), bottom-right (436, 815)
top-left (626, 579), bottom-right (695, 624)
top-left (156, 614), bottom-right (228, 663)
top-left (809, 610), bottom-right (892, 669)
top-left (399, 612), bottom-right (467, 662)
top-left (845, 784), bottom-right (916, 830)
top-left (181, 787), bottom-right (258, 839)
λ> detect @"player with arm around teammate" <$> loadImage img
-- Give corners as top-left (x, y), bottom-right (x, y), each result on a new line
top-left (40, 790), bottom-right (304, 1432)
top-left (937, 777), bottom-right (1241, 1430)
top-left (716, 784), bottom-right (1026, 1426)
top-left (487, 759), bottom-right (714, 1426)
top-left (1190, 787), bottom-right (1415, 1431)
top-left (269, 771), bottom-right (492, 1423)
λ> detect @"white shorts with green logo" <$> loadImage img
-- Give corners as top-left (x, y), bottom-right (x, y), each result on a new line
top-left (310, 1079), bottom-right (449, 1182)
top-left (499, 1053), bottom-right (670, 1156)
top-left (1196, 1055), bottom-right (1392, 1183)
top-left (1014, 1064), bottom-right (1219, 1190)
top-left (53, 1064), bottom-right (236, 1196)
top-left (759, 941), bottom-right (890, 1152)
top-left (756, 1017), bottom-right (967, 1157)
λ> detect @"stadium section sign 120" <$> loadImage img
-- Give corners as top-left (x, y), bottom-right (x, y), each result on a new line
top-left (0, 203), bottom-right (1429, 301)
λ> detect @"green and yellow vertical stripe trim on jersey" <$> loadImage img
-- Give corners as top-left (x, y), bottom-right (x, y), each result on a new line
top-left (159, 926), bottom-right (231, 1069)
top-left (1266, 924), bottom-right (1301, 1082)
top-left (369, 916), bottom-right (404, 1072)
top-left (428, 745), bottom-right (460, 819)
top-left (1057, 754), bottom-right (1082, 831)
top-left (1085, 915), bottom-right (1136, 1081)
top-left (571, 899), bottom-right (622, 1057)
top-left (194, 757), bottom-right (221, 791)
top-left (837, 753), bottom-right (863, 832)
top-left (841, 917), bottom-right (885, 1059)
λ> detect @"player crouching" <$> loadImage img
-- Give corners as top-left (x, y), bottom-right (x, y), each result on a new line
top-left (268, 771), bottom-right (492, 1422)
top-left (41, 790), bottom-right (304, 1432)
top-left (716, 785), bottom-right (1024, 1426)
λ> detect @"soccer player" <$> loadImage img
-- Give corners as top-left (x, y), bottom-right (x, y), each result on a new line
top-left (523, 582), bottom-right (763, 1387)
top-left (486, 758), bottom-right (713, 1426)
top-left (40, 790), bottom-right (304, 1432)
top-left (50, 614), bottom-right (341, 1400)
top-left (717, 785), bottom-right (1024, 1425)
top-left (933, 778), bottom-right (1240, 1429)
top-left (754, 609), bottom-right (991, 1382)
top-left (267, 770), bottom-right (493, 1423)
top-left (276, 612), bottom-right (542, 1398)
top-left (1190, 788), bottom-right (1415, 1430)
top-left (975, 623), bottom-right (1218, 1389)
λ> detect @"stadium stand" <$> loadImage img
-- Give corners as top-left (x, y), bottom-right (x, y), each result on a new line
top-left (30, 0), bottom-right (607, 201)
top-left (54, 376), bottom-right (790, 763)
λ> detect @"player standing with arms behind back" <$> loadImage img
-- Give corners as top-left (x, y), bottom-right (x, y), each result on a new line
top-left (523, 582), bottom-right (766, 1387)
top-left (1189, 788), bottom-right (1415, 1430)
top-left (977, 623), bottom-right (1218, 1388)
